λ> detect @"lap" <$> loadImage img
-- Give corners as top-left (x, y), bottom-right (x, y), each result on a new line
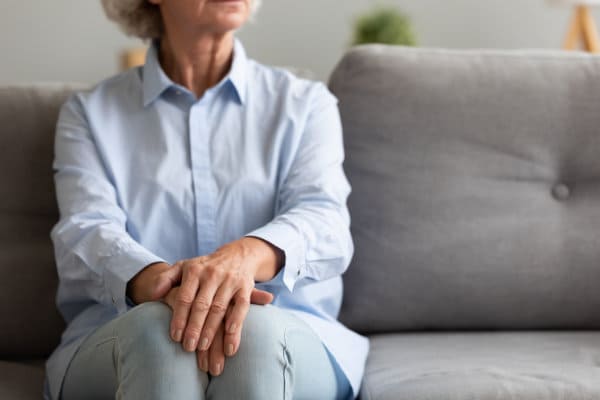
top-left (61, 302), bottom-right (351, 400)
top-left (209, 304), bottom-right (351, 399)
top-left (61, 302), bottom-right (206, 400)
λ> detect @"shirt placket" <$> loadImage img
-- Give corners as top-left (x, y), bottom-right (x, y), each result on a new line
top-left (189, 95), bottom-right (219, 257)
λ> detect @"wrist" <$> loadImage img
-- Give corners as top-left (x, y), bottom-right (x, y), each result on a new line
top-left (127, 261), bottom-right (171, 304)
top-left (241, 236), bottom-right (283, 282)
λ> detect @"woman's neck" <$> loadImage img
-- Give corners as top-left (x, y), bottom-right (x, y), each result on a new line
top-left (158, 32), bottom-right (234, 99)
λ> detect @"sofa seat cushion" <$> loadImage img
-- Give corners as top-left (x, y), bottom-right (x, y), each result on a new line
top-left (362, 332), bottom-right (600, 400)
top-left (0, 360), bottom-right (45, 399)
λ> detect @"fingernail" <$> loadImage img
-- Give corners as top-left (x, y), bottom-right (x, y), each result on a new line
top-left (173, 329), bottom-right (183, 342)
top-left (201, 357), bottom-right (208, 372)
top-left (228, 323), bottom-right (237, 334)
top-left (226, 344), bottom-right (234, 356)
top-left (200, 337), bottom-right (209, 350)
top-left (214, 363), bottom-right (222, 376)
top-left (185, 337), bottom-right (197, 351)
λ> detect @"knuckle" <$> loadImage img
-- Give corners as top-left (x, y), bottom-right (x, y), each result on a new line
top-left (192, 297), bottom-right (211, 312)
top-left (186, 259), bottom-right (206, 273)
top-left (224, 271), bottom-right (239, 283)
top-left (239, 279), bottom-right (254, 293)
top-left (187, 265), bottom-right (202, 277)
top-left (205, 266), bottom-right (222, 280)
top-left (210, 301), bottom-right (228, 315)
top-left (234, 293), bottom-right (250, 306)
top-left (176, 289), bottom-right (195, 302)
top-left (225, 327), bottom-right (240, 338)
top-left (175, 296), bottom-right (194, 307)
top-left (171, 320), bottom-right (186, 330)
top-left (185, 326), bottom-right (203, 337)
top-left (201, 327), bottom-right (214, 339)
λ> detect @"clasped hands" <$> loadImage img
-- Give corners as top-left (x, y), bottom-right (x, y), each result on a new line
top-left (127, 237), bottom-right (282, 376)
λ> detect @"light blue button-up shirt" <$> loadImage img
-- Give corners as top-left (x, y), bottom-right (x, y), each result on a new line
top-left (44, 38), bottom-right (369, 400)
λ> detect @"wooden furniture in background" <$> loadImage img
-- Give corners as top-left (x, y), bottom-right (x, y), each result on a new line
top-left (549, 0), bottom-right (600, 53)
top-left (121, 47), bottom-right (148, 70)
top-left (564, 4), bottom-right (600, 52)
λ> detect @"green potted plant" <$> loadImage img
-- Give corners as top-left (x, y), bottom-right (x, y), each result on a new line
top-left (352, 7), bottom-right (417, 46)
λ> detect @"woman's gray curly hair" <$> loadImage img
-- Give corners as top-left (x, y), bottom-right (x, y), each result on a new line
top-left (101, 0), bottom-right (262, 40)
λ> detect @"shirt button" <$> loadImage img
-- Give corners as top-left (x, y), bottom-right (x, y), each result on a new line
top-left (112, 296), bottom-right (116, 304)
top-left (552, 183), bottom-right (570, 201)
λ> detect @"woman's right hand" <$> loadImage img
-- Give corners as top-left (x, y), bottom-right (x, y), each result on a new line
top-left (127, 261), bottom-right (274, 308)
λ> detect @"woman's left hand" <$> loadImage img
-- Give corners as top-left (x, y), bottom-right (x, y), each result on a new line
top-left (162, 237), bottom-right (281, 355)
top-left (163, 283), bottom-right (272, 376)
top-left (162, 287), bottom-right (222, 375)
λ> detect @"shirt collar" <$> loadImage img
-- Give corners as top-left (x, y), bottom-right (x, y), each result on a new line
top-left (142, 37), bottom-right (248, 107)
top-left (228, 38), bottom-right (248, 104)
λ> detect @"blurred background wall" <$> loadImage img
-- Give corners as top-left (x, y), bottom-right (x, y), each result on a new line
top-left (0, 0), bottom-right (597, 84)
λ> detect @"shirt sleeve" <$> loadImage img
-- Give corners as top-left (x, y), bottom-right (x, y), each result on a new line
top-left (51, 94), bottom-right (166, 315)
top-left (244, 83), bottom-right (354, 292)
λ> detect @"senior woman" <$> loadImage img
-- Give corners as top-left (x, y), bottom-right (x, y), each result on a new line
top-left (44, 0), bottom-right (368, 399)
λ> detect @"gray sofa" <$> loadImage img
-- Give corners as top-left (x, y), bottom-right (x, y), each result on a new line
top-left (2, 45), bottom-right (600, 399)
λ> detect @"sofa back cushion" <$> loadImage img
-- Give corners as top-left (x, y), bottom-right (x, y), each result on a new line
top-left (0, 85), bottom-right (82, 357)
top-left (330, 46), bottom-right (600, 334)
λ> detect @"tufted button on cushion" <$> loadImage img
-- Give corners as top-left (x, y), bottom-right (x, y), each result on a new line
top-left (552, 183), bottom-right (570, 200)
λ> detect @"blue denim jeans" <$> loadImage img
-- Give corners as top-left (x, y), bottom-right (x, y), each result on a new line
top-left (61, 302), bottom-right (352, 400)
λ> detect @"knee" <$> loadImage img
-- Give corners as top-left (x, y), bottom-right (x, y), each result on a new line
top-left (239, 305), bottom-right (290, 356)
top-left (111, 302), bottom-right (209, 395)
top-left (233, 306), bottom-right (304, 379)
top-left (208, 305), bottom-right (291, 400)
top-left (114, 301), bottom-right (175, 360)
top-left (119, 301), bottom-right (172, 336)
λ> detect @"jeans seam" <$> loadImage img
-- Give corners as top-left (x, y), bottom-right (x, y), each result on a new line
top-left (283, 326), bottom-right (290, 400)
top-left (93, 336), bottom-right (118, 347)
top-left (114, 334), bottom-right (124, 400)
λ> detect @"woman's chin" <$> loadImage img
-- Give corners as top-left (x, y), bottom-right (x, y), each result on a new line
top-left (206, 2), bottom-right (249, 18)
top-left (207, 16), bottom-right (248, 33)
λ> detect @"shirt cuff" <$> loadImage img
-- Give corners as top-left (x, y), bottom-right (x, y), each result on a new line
top-left (245, 221), bottom-right (306, 292)
top-left (102, 247), bottom-right (166, 314)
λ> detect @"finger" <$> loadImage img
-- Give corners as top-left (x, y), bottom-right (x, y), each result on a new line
top-left (198, 282), bottom-right (237, 351)
top-left (209, 323), bottom-right (226, 376)
top-left (250, 288), bottom-right (274, 305)
top-left (151, 277), bottom-right (172, 301)
top-left (224, 290), bottom-right (251, 357)
top-left (182, 277), bottom-right (220, 352)
top-left (162, 261), bottom-right (183, 283)
top-left (197, 349), bottom-right (209, 373)
top-left (170, 263), bottom-right (200, 344)
top-left (152, 265), bottom-right (181, 300)
top-left (162, 287), bottom-right (179, 310)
